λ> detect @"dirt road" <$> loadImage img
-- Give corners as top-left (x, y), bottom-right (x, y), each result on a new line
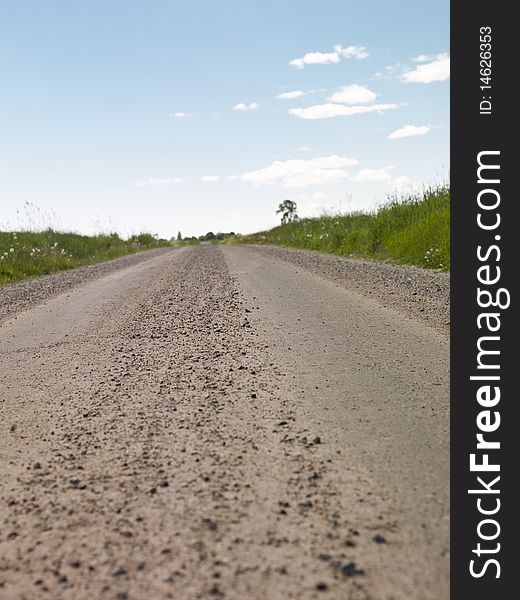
top-left (0, 244), bottom-right (449, 600)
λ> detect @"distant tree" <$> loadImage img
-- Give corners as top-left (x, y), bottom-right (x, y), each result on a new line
top-left (204, 231), bottom-right (216, 241)
top-left (276, 199), bottom-right (298, 225)
top-left (177, 231), bottom-right (182, 241)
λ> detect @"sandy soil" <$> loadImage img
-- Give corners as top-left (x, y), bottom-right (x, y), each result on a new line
top-left (0, 244), bottom-right (449, 600)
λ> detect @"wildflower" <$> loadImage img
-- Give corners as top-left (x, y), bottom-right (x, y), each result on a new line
top-left (53, 242), bottom-right (58, 248)
top-left (9, 248), bottom-right (15, 253)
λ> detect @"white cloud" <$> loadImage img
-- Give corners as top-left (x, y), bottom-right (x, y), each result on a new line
top-left (388, 125), bottom-right (430, 139)
top-left (335, 45), bottom-right (369, 60)
top-left (201, 175), bottom-right (220, 182)
top-left (290, 44), bottom-right (368, 69)
top-left (373, 63), bottom-right (402, 80)
top-left (289, 58), bottom-right (305, 69)
top-left (297, 200), bottom-right (333, 218)
top-left (328, 84), bottom-right (377, 104)
top-left (290, 51), bottom-right (340, 69)
top-left (233, 102), bottom-right (259, 111)
top-left (312, 192), bottom-right (330, 200)
top-left (173, 177), bottom-right (185, 183)
top-left (276, 90), bottom-right (306, 100)
top-left (289, 102), bottom-right (398, 120)
top-left (169, 112), bottom-right (190, 118)
top-left (350, 167), bottom-right (394, 182)
top-left (241, 155), bottom-right (358, 188)
top-left (393, 175), bottom-right (412, 189)
top-left (134, 177), bottom-right (176, 188)
top-left (299, 146), bottom-right (312, 152)
top-left (402, 54), bottom-right (450, 83)
top-left (246, 162), bottom-right (407, 189)
top-left (412, 54), bottom-right (434, 63)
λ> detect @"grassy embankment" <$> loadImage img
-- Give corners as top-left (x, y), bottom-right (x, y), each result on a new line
top-left (238, 184), bottom-right (450, 271)
top-left (0, 231), bottom-right (170, 285)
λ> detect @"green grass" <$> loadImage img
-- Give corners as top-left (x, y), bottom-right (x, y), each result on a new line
top-left (237, 184), bottom-right (450, 271)
top-left (0, 230), bottom-right (170, 285)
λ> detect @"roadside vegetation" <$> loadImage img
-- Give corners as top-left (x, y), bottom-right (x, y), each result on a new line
top-left (237, 184), bottom-right (450, 271)
top-left (0, 230), bottom-right (170, 285)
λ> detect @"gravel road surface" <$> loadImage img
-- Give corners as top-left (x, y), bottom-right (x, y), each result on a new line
top-left (0, 244), bottom-right (449, 600)
top-left (0, 247), bottom-right (172, 325)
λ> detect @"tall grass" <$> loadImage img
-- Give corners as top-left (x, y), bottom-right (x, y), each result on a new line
top-left (0, 230), bottom-right (169, 285)
top-left (239, 184), bottom-right (450, 270)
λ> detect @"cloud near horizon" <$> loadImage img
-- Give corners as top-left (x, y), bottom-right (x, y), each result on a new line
top-left (349, 168), bottom-right (412, 191)
top-left (241, 155), bottom-right (359, 188)
top-left (134, 177), bottom-right (184, 188)
top-left (350, 167), bottom-right (394, 183)
top-left (237, 156), bottom-right (409, 193)
top-left (394, 175), bottom-right (412, 189)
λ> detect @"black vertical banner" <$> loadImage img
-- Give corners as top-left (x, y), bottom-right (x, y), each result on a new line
top-left (451, 2), bottom-right (516, 598)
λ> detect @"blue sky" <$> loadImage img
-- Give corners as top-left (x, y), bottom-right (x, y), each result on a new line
top-left (0, 0), bottom-right (449, 238)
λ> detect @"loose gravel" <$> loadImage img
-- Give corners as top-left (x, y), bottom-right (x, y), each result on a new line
top-left (245, 245), bottom-right (450, 333)
top-left (0, 247), bottom-right (173, 324)
top-left (0, 244), bottom-right (449, 599)
top-left (1, 245), bottom-right (394, 599)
